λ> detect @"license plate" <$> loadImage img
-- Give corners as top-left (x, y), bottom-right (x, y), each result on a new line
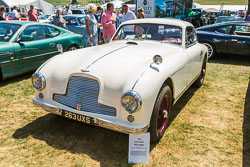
top-left (62, 110), bottom-right (100, 125)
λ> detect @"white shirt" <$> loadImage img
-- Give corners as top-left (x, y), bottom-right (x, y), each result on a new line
top-left (12, 9), bottom-right (20, 20)
top-left (122, 10), bottom-right (136, 23)
top-left (122, 10), bottom-right (136, 32)
top-left (63, 9), bottom-right (72, 15)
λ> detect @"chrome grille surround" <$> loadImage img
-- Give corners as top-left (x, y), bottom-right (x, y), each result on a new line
top-left (53, 76), bottom-right (116, 117)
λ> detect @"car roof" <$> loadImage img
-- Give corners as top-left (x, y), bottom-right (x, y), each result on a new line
top-left (121, 18), bottom-right (193, 28)
top-left (197, 21), bottom-right (250, 30)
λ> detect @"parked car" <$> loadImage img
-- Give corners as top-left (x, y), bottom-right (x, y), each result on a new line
top-left (71, 9), bottom-right (85, 15)
top-left (39, 14), bottom-right (54, 23)
top-left (0, 21), bottom-right (83, 80)
top-left (7, 13), bottom-right (29, 21)
top-left (63, 15), bottom-right (86, 35)
top-left (215, 16), bottom-right (244, 24)
top-left (32, 19), bottom-right (208, 142)
top-left (197, 21), bottom-right (250, 58)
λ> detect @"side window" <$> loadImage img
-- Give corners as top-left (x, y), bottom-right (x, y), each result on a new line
top-left (186, 26), bottom-right (197, 48)
top-left (65, 18), bottom-right (78, 25)
top-left (19, 25), bottom-right (50, 41)
top-left (234, 25), bottom-right (250, 36)
top-left (216, 26), bottom-right (233, 34)
top-left (46, 26), bottom-right (60, 37)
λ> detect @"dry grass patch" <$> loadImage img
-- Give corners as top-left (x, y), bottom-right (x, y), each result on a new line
top-left (0, 55), bottom-right (249, 167)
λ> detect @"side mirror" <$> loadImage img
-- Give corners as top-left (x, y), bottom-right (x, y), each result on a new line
top-left (17, 35), bottom-right (33, 42)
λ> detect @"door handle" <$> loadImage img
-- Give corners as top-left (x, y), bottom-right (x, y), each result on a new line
top-left (49, 43), bottom-right (55, 46)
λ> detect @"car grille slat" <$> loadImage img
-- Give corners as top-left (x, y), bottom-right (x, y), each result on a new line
top-left (53, 77), bottom-right (116, 117)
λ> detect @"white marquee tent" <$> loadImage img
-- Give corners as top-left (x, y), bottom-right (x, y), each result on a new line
top-left (0, 0), bottom-right (54, 14)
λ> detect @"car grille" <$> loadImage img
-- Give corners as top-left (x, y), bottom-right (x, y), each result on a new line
top-left (53, 77), bottom-right (116, 117)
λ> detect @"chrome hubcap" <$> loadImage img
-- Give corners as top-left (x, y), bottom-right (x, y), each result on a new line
top-left (204, 43), bottom-right (213, 58)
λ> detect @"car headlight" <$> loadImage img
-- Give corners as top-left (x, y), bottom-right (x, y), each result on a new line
top-left (121, 91), bottom-right (142, 114)
top-left (32, 73), bottom-right (46, 91)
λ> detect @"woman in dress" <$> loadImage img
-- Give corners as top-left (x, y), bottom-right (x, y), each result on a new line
top-left (84, 4), bottom-right (100, 47)
top-left (53, 8), bottom-right (67, 29)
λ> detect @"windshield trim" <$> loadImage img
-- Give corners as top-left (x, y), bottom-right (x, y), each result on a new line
top-left (112, 23), bottom-right (183, 46)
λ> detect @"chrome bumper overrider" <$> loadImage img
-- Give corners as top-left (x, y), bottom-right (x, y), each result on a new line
top-left (33, 98), bottom-right (149, 134)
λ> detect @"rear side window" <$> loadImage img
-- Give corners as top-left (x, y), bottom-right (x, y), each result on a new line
top-left (234, 25), bottom-right (250, 36)
top-left (46, 26), bottom-right (60, 37)
top-left (216, 26), bottom-right (232, 34)
top-left (186, 26), bottom-right (197, 48)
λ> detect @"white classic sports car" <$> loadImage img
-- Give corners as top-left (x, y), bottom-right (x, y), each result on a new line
top-left (32, 19), bottom-right (208, 142)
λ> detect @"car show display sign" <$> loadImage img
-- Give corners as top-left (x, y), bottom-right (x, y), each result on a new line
top-left (137, 0), bottom-right (156, 18)
top-left (128, 133), bottom-right (150, 164)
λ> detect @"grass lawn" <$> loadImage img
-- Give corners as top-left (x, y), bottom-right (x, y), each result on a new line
top-left (0, 54), bottom-right (249, 166)
top-left (45, 0), bottom-right (248, 6)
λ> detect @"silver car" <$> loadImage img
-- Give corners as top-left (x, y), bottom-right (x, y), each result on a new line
top-left (63, 15), bottom-right (86, 35)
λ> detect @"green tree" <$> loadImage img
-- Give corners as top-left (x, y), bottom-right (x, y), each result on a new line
top-left (72, 0), bottom-right (78, 4)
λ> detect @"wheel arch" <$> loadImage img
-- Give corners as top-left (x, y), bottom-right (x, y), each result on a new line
top-left (67, 44), bottom-right (80, 51)
top-left (200, 40), bottom-right (217, 52)
top-left (163, 77), bottom-right (175, 104)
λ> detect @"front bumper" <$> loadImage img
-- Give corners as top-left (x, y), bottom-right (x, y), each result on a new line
top-left (33, 98), bottom-right (149, 134)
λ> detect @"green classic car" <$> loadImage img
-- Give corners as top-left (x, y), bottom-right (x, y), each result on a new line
top-left (0, 21), bottom-right (84, 80)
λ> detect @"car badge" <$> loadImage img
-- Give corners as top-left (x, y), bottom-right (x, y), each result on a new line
top-left (77, 104), bottom-right (81, 111)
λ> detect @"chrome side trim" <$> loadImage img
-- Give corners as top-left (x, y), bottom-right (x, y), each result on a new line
top-left (173, 74), bottom-right (200, 105)
top-left (33, 98), bottom-right (149, 134)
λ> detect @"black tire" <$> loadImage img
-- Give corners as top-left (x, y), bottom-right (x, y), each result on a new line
top-left (194, 58), bottom-right (207, 87)
top-left (202, 42), bottom-right (216, 59)
top-left (67, 45), bottom-right (79, 51)
top-left (149, 85), bottom-right (172, 143)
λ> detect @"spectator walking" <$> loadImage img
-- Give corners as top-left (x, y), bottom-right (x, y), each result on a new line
top-left (94, 6), bottom-right (103, 43)
top-left (0, 6), bottom-right (6, 20)
top-left (12, 6), bottom-right (20, 20)
top-left (137, 7), bottom-right (145, 19)
top-left (28, 5), bottom-right (39, 22)
top-left (53, 8), bottom-right (67, 29)
top-left (101, 3), bottom-right (118, 43)
top-left (63, 6), bottom-right (72, 15)
top-left (84, 4), bottom-right (100, 47)
top-left (121, 4), bottom-right (136, 23)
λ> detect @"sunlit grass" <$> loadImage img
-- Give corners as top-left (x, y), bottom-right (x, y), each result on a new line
top-left (0, 55), bottom-right (249, 166)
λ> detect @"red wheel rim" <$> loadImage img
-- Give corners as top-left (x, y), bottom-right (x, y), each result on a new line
top-left (200, 60), bottom-right (206, 83)
top-left (157, 95), bottom-right (169, 133)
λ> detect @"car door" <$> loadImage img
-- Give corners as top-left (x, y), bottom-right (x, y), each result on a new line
top-left (212, 25), bottom-right (234, 54)
top-left (13, 25), bottom-right (57, 74)
top-left (185, 26), bottom-right (202, 84)
top-left (230, 24), bottom-right (250, 56)
top-left (65, 17), bottom-right (84, 35)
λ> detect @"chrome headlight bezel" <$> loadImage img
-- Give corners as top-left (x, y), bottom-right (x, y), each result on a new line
top-left (32, 73), bottom-right (46, 91)
top-left (121, 91), bottom-right (142, 114)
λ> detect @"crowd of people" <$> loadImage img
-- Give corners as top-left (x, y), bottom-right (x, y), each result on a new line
top-left (52, 2), bottom-right (144, 47)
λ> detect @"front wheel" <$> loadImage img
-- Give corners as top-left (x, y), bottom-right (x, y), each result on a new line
top-left (203, 42), bottom-right (215, 59)
top-left (67, 45), bottom-right (78, 51)
top-left (149, 85), bottom-right (172, 143)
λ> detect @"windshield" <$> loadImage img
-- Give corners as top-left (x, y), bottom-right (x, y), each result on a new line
top-left (0, 23), bottom-right (21, 42)
top-left (112, 23), bottom-right (182, 46)
top-left (78, 17), bottom-right (86, 24)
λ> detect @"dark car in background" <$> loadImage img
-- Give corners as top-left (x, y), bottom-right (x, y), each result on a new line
top-left (215, 16), bottom-right (244, 24)
top-left (197, 21), bottom-right (250, 58)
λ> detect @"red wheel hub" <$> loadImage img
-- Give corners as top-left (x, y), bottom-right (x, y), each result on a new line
top-left (157, 95), bottom-right (169, 133)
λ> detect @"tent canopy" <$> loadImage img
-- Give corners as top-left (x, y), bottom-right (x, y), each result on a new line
top-left (0, 0), bottom-right (54, 14)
